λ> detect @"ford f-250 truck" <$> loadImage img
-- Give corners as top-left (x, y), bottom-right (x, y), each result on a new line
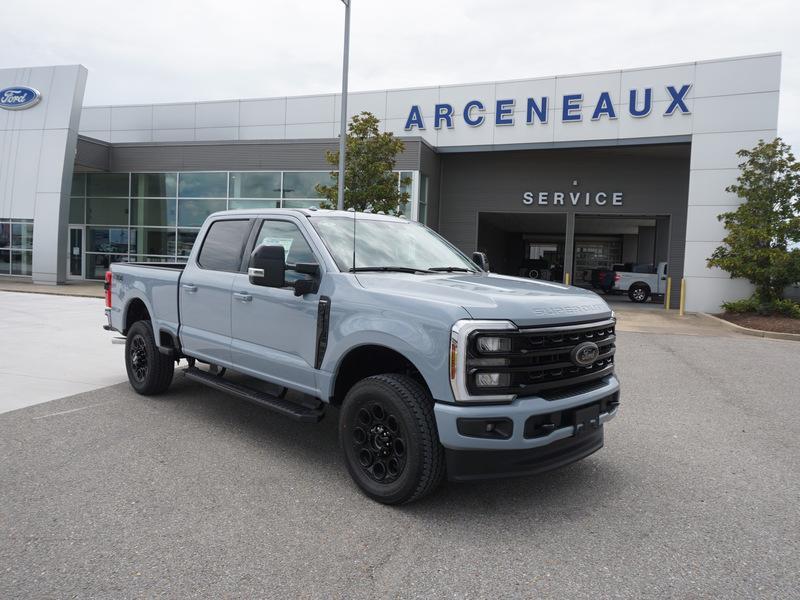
top-left (104, 209), bottom-right (620, 504)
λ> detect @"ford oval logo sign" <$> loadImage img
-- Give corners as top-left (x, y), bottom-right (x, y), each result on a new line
top-left (570, 341), bottom-right (599, 367)
top-left (0, 86), bottom-right (42, 110)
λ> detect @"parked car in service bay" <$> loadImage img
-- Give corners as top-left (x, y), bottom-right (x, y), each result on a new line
top-left (611, 262), bottom-right (669, 303)
top-left (104, 209), bottom-right (620, 504)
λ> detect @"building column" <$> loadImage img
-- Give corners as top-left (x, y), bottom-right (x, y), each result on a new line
top-left (563, 213), bottom-right (575, 285)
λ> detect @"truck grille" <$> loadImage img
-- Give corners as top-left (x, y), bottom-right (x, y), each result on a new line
top-left (466, 318), bottom-right (616, 397)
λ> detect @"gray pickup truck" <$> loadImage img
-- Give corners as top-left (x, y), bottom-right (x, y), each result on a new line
top-left (105, 209), bottom-right (620, 504)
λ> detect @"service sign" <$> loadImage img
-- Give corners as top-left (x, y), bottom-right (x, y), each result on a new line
top-left (0, 86), bottom-right (42, 110)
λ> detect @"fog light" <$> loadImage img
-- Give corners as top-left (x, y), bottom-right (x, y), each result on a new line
top-left (476, 336), bottom-right (512, 353)
top-left (475, 372), bottom-right (511, 387)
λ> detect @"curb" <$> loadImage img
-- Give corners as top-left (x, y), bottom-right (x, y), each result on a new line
top-left (699, 312), bottom-right (800, 342)
top-left (0, 288), bottom-right (103, 299)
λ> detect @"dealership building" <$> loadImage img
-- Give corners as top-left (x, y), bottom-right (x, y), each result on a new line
top-left (0, 53), bottom-right (782, 312)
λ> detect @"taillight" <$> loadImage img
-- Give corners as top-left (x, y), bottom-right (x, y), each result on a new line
top-left (104, 271), bottom-right (112, 308)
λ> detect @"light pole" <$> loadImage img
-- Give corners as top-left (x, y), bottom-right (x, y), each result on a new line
top-left (337, 0), bottom-right (351, 211)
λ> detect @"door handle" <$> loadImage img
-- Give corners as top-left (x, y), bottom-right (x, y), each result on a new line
top-left (233, 291), bottom-right (252, 302)
top-left (182, 284), bottom-right (197, 293)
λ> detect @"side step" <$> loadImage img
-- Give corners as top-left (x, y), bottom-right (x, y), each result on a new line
top-left (183, 367), bottom-right (325, 423)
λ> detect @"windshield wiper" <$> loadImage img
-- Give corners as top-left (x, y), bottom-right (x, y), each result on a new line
top-left (429, 266), bottom-right (475, 272)
top-left (350, 266), bottom-right (434, 274)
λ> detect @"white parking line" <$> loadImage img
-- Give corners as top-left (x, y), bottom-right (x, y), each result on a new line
top-left (32, 401), bottom-right (115, 420)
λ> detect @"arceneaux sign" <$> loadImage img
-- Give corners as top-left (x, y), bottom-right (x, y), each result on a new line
top-left (523, 191), bottom-right (624, 207)
top-left (405, 85), bottom-right (691, 130)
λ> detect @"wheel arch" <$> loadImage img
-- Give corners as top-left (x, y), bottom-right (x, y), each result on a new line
top-left (329, 344), bottom-right (433, 407)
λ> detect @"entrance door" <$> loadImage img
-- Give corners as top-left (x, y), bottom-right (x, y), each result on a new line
top-left (67, 226), bottom-right (84, 279)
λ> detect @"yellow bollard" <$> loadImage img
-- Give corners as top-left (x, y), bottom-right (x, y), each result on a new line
top-left (679, 277), bottom-right (686, 316)
top-left (564, 272), bottom-right (570, 286)
top-left (664, 276), bottom-right (672, 310)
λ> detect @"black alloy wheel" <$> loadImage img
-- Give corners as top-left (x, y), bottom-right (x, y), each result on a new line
top-left (129, 334), bottom-right (149, 383)
top-left (352, 401), bottom-right (408, 484)
top-left (124, 320), bottom-right (175, 396)
top-left (340, 373), bottom-right (444, 505)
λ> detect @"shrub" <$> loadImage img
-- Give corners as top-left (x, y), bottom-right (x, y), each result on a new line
top-left (721, 297), bottom-right (760, 313)
top-left (721, 296), bottom-right (800, 318)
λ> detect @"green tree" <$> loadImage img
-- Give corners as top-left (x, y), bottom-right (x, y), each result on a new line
top-left (707, 138), bottom-right (800, 308)
top-left (316, 112), bottom-right (411, 214)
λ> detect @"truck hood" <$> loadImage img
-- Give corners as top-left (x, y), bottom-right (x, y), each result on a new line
top-left (354, 272), bottom-right (612, 327)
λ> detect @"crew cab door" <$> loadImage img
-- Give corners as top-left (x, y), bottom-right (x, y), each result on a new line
top-left (230, 217), bottom-right (323, 396)
top-left (179, 218), bottom-right (254, 366)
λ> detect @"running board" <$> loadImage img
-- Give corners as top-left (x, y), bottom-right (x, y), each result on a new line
top-left (183, 367), bottom-right (325, 423)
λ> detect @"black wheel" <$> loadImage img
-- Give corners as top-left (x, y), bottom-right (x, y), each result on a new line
top-left (340, 374), bottom-right (444, 505)
top-left (628, 284), bottom-right (650, 303)
top-left (125, 320), bottom-right (174, 395)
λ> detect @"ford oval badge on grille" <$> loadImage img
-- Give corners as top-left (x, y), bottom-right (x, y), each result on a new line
top-left (0, 86), bottom-right (41, 110)
top-left (570, 341), bottom-right (599, 367)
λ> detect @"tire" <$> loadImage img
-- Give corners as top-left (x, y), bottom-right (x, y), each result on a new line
top-left (125, 320), bottom-right (174, 395)
top-left (339, 374), bottom-right (445, 505)
top-left (628, 284), bottom-right (650, 303)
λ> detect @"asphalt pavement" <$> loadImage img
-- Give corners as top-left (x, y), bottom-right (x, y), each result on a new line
top-left (1, 312), bottom-right (799, 598)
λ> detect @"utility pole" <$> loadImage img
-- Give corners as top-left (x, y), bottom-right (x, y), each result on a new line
top-left (337, 0), bottom-right (351, 211)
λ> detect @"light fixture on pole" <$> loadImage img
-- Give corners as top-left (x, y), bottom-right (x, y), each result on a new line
top-left (337, 0), bottom-right (351, 211)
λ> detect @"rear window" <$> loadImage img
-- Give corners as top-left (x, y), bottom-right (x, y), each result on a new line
top-left (197, 219), bottom-right (251, 271)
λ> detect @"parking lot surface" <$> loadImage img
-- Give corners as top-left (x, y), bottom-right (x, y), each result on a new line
top-left (2, 313), bottom-right (799, 598)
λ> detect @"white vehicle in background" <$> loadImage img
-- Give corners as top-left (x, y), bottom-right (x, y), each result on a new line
top-left (612, 262), bottom-right (668, 303)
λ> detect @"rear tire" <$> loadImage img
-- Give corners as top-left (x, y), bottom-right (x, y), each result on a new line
top-left (340, 374), bottom-right (444, 505)
top-left (628, 284), bottom-right (650, 303)
top-left (125, 320), bottom-right (174, 395)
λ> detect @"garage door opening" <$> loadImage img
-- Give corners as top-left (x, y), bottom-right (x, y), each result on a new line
top-left (477, 213), bottom-right (567, 281)
top-left (476, 213), bottom-right (671, 296)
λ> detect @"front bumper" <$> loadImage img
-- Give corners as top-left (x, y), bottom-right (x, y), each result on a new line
top-left (434, 374), bottom-right (619, 478)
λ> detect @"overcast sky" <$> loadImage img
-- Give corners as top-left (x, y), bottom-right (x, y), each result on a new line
top-left (1, 0), bottom-right (797, 149)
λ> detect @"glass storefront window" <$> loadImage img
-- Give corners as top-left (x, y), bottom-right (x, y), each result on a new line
top-left (229, 172), bottom-right (281, 198)
top-left (11, 251), bottom-right (32, 276)
top-left (229, 199), bottom-right (280, 210)
top-left (132, 173), bottom-right (177, 198)
top-left (131, 197), bottom-right (176, 227)
top-left (0, 249), bottom-right (9, 273)
top-left (85, 254), bottom-right (127, 280)
top-left (0, 223), bottom-right (9, 248)
top-left (177, 229), bottom-right (200, 256)
top-left (178, 198), bottom-right (226, 227)
top-left (86, 197), bottom-right (129, 225)
top-left (129, 227), bottom-right (175, 256)
top-left (69, 197), bottom-right (85, 224)
top-left (70, 173), bottom-right (86, 197)
top-left (283, 199), bottom-right (322, 209)
top-left (87, 173), bottom-right (129, 197)
top-left (11, 223), bottom-right (34, 249)
top-left (178, 172), bottom-right (227, 198)
top-left (87, 227), bottom-right (129, 254)
top-left (282, 172), bottom-right (332, 198)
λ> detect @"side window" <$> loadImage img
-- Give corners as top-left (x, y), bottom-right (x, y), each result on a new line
top-left (255, 220), bottom-right (317, 283)
top-left (197, 219), bottom-right (251, 271)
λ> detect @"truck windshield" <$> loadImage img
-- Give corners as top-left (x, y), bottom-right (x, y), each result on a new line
top-left (310, 216), bottom-right (477, 273)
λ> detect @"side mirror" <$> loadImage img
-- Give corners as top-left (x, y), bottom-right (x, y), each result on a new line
top-left (472, 251), bottom-right (490, 272)
top-left (249, 245), bottom-right (285, 287)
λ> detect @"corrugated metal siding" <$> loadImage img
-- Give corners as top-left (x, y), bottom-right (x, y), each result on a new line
top-left (437, 144), bottom-right (691, 308)
top-left (108, 138), bottom-right (424, 173)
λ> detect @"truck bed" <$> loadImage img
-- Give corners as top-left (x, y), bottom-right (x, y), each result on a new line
top-left (108, 262), bottom-right (184, 341)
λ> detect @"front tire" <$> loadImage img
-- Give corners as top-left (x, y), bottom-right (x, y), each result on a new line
top-left (628, 284), bottom-right (650, 303)
top-left (339, 374), bottom-right (444, 505)
top-left (125, 320), bottom-right (174, 395)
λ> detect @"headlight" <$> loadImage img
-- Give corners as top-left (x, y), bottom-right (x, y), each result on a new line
top-left (450, 320), bottom-right (517, 403)
top-left (475, 335), bottom-right (512, 353)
